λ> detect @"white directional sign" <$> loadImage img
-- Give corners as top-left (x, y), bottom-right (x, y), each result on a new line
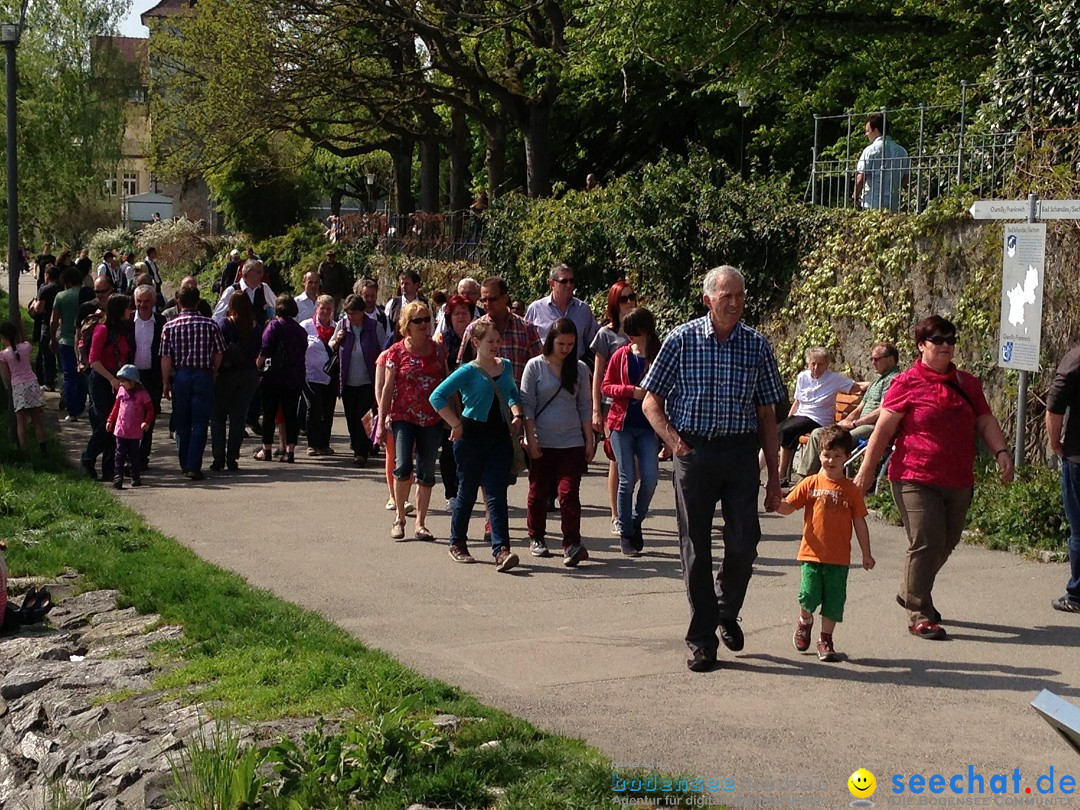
top-left (1038, 199), bottom-right (1080, 219)
top-left (970, 198), bottom-right (1080, 220)
top-left (998, 223), bottom-right (1045, 372)
top-left (970, 200), bottom-right (1031, 219)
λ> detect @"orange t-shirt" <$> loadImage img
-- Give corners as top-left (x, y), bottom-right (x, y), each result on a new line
top-left (785, 473), bottom-right (868, 566)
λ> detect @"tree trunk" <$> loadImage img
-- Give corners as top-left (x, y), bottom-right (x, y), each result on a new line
top-left (447, 108), bottom-right (470, 239)
top-left (523, 103), bottom-right (552, 198)
top-left (392, 137), bottom-right (415, 216)
top-left (485, 120), bottom-right (506, 199)
top-left (419, 137), bottom-right (440, 213)
top-left (330, 187), bottom-right (343, 217)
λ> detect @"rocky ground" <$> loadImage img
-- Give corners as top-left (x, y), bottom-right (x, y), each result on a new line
top-left (0, 577), bottom-right (319, 810)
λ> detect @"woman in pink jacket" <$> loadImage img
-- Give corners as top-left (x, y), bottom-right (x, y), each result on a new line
top-left (602, 308), bottom-right (661, 557)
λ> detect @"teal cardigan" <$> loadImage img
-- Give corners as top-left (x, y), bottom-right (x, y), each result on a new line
top-left (429, 359), bottom-right (521, 420)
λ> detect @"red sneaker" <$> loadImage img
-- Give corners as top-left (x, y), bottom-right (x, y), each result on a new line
top-left (793, 619), bottom-right (813, 652)
top-left (816, 636), bottom-right (839, 662)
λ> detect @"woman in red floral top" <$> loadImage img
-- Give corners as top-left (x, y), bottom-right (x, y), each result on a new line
top-left (377, 300), bottom-right (447, 542)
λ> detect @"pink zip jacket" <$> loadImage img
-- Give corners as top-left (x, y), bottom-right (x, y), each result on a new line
top-left (107, 386), bottom-right (155, 440)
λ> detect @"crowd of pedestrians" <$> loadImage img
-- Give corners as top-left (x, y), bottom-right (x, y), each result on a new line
top-left (10, 242), bottom-right (1080, 672)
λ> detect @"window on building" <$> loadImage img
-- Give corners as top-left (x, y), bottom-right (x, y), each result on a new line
top-left (104, 177), bottom-right (118, 196)
top-left (128, 86), bottom-right (147, 103)
top-left (122, 173), bottom-right (138, 197)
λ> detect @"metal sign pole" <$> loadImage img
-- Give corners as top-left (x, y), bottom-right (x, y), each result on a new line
top-left (1013, 191), bottom-right (1038, 471)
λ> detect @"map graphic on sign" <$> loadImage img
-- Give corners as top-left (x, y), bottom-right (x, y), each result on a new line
top-left (1006, 266), bottom-right (1039, 328)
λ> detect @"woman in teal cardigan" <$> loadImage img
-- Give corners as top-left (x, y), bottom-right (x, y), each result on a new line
top-left (430, 320), bottom-right (524, 571)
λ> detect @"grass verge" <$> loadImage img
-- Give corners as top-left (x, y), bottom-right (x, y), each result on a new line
top-left (0, 405), bottom-right (706, 808)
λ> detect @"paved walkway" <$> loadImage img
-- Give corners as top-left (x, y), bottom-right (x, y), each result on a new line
top-left (30, 273), bottom-right (1080, 805)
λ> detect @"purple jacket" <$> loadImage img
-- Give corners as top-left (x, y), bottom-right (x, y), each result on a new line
top-left (261, 317), bottom-right (309, 389)
top-left (337, 314), bottom-right (380, 394)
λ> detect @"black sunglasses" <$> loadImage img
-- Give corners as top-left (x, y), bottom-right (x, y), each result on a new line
top-left (409, 316), bottom-right (432, 325)
top-left (925, 334), bottom-right (958, 345)
top-left (553, 278), bottom-right (575, 286)
top-left (618, 293), bottom-right (637, 303)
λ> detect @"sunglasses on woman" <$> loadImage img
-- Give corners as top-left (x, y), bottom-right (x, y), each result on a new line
top-left (925, 334), bottom-right (957, 345)
top-left (409, 316), bottom-right (432, 325)
top-left (618, 293), bottom-right (637, 303)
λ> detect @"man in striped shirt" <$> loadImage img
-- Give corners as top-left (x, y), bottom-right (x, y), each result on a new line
top-left (161, 287), bottom-right (225, 480)
top-left (643, 265), bottom-right (785, 672)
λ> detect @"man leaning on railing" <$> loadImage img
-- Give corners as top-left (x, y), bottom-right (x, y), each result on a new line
top-left (854, 112), bottom-right (910, 212)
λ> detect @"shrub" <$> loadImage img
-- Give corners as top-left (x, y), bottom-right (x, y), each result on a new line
top-left (967, 464), bottom-right (1068, 556)
top-left (252, 220), bottom-right (327, 293)
top-left (87, 227), bottom-right (137, 261)
top-left (484, 149), bottom-right (820, 333)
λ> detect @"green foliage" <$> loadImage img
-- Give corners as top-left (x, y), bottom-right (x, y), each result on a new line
top-left (4, 0), bottom-right (130, 246)
top-left (169, 722), bottom-right (267, 810)
top-left (87, 227), bottom-right (138, 261)
top-left (967, 465), bottom-right (1069, 556)
top-left (207, 141), bottom-right (319, 240)
top-left (485, 150), bottom-right (821, 332)
top-left (251, 222), bottom-right (327, 293)
top-left (267, 703), bottom-right (451, 805)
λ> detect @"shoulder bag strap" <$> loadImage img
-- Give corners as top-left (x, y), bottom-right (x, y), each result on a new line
top-left (469, 360), bottom-right (514, 424)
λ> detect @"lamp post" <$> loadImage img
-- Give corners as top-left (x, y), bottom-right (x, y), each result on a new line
top-left (3, 0), bottom-right (29, 326)
top-left (737, 87), bottom-right (751, 180)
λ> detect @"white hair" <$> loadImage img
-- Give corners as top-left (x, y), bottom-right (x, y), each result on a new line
top-left (805, 346), bottom-right (831, 363)
top-left (702, 265), bottom-right (745, 296)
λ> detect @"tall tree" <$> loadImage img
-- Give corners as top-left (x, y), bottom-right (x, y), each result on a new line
top-left (1, 0), bottom-right (130, 246)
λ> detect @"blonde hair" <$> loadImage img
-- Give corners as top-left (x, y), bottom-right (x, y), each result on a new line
top-left (399, 300), bottom-right (431, 334)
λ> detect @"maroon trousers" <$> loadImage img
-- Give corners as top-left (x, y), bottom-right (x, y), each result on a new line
top-left (527, 445), bottom-right (587, 546)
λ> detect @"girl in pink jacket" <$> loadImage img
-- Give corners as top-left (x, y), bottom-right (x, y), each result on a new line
top-left (106, 365), bottom-right (154, 489)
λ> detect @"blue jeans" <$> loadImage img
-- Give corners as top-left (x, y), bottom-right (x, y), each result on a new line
top-left (1062, 460), bottom-right (1080, 602)
top-left (59, 344), bottom-right (87, 419)
top-left (609, 426), bottom-right (660, 538)
top-left (391, 421), bottom-right (442, 486)
top-left (172, 368), bottom-right (214, 472)
top-left (451, 434), bottom-right (512, 554)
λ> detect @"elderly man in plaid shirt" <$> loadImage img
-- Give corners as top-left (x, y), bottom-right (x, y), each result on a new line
top-left (160, 286), bottom-right (225, 480)
top-left (643, 266), bottom-right (785, 672)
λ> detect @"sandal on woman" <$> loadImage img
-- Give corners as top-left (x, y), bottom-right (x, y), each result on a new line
top-left (390, 520), bottom-right (406, 540)
top-left (253, 448), bottom-right (271, 461)
top-left (414, 526), bottom-right (434, 542)
top-left (280, 451), bottom-right (295, 463)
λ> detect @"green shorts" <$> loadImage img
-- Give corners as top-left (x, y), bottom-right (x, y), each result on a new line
top-left (799, 561), bottom-right (849, 623)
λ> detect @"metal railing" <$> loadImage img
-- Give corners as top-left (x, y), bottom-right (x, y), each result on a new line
top-left (328, 210), bottom-right (486, 262)
top-left (806, 99), bottom-right (1027, 213)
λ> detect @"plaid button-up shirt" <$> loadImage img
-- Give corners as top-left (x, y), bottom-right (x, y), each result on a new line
top-left (642, 317), bottom-right (784, 437)
top-left (160, 310), bottom-right (225, 370)
top-left (458, 313), bottom-right (542, 385)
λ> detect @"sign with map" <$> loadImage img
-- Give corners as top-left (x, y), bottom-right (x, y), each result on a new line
top-left (998, 223), bottom-right (1045, 372)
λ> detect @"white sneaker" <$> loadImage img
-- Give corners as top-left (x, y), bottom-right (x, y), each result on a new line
top-left (404, 501), bottom-right (416, 516)
top-left (385, 499), bottom-right (396, 511)
top-left (64, 415), bottom-right (79, 422)
top-left (445, 499), bottom-right (455, 512)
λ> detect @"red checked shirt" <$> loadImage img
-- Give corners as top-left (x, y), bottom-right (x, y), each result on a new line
top-left (160, 310), bottom-right (225, 370)
top-left (458, 313), bottom-right (542, 386)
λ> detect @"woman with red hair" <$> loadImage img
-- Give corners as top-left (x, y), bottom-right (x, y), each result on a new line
top-left (590, 279), bottom-right (639, 534)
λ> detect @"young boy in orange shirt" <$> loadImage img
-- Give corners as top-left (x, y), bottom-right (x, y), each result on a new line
top-left (777, 426), bottom-right (874, 661)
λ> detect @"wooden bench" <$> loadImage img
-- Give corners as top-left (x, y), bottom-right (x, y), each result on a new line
top-left (797, 391), bottom-right (862, 445)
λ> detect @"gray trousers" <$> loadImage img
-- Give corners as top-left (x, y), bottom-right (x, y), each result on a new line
top-left (891, 480), bottom-right (973, 625)
top-left (673, 433), bottom-right (762, 654)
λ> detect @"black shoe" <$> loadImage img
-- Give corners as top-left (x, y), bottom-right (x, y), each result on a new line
top-left (209, 461), bottom-right (224, 471)
top-left (1052, 596), bottom-right (1080, 613)
top-left (81, 461), bottom-right (97, 480)
top-left (112, 479), bottom-right (123, 490)
top-left (687, 648), bottom-right (717, 672)
top-left (226, 460), bottom-right (239, 471)
top-left (719, 617), bottom-right (744, 652)
top-left (184, 470), bottom-right (205, 481)
top-left (131, 478), bottom-right (142, 487)
top-left (631, 525), bottom-right (644, 552)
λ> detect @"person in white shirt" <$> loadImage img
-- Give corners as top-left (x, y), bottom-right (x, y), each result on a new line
top-left (143, 246), bottom-right (163, 291)
top-left (213, 260), bottom-right (276, 329)
top-left (769, 347), bottom-right (866, 485)
top-left (294, 271), bottom-right (321, 323)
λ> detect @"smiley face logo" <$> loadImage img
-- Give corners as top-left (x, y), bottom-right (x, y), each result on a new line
top-left (848, 768), bottom-right (876, 799)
